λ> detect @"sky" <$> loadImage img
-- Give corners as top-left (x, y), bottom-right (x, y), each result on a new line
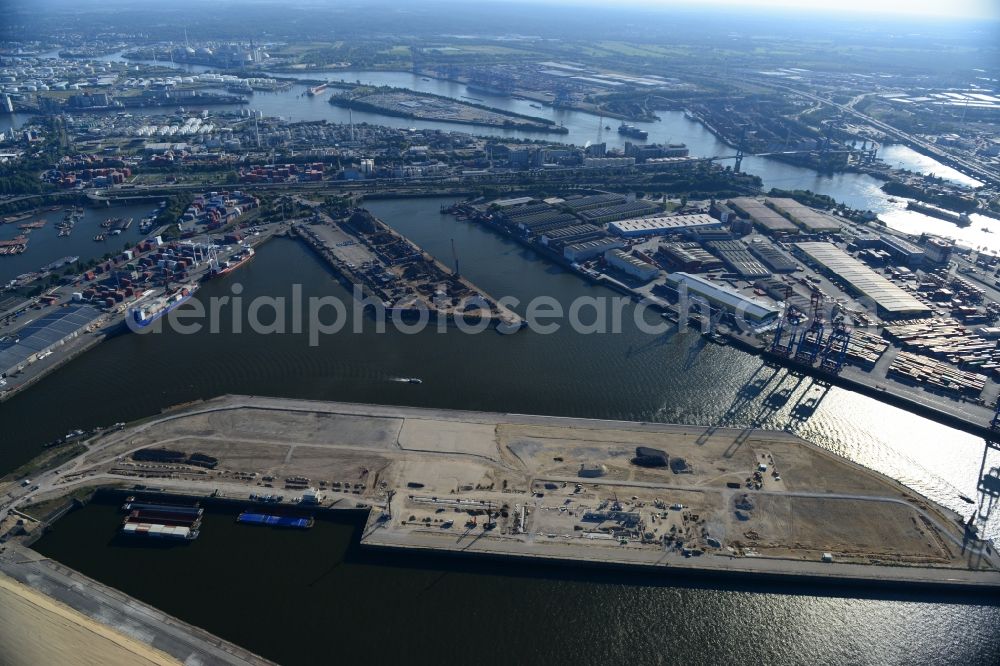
top-left (532, 0), bottom-right (1000, 19)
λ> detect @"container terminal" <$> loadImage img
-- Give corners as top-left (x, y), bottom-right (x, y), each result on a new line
top-left (0, 213), bottom-right (284, 403)
top-left (4, 395), bottom-right (999, 592)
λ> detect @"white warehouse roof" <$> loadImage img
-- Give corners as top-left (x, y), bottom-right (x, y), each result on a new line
top-left (609, 214), bottom-right (720, 237)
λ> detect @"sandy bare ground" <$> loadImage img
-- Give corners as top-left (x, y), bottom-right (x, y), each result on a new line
top-left (0, 573), bottom-right (179, 666)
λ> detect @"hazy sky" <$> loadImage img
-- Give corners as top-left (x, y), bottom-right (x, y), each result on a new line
top-left (537, 0), bottom-right (999, 19)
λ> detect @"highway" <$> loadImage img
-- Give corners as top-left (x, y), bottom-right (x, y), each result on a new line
top-left (747, 77), bottom-right (1000, 187)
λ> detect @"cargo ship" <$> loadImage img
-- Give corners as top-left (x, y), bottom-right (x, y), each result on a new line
top-left (906, 201), bottom-right (971, 227)
top-left (207, 246), bottom-right (255, 278)
top-left (307, 83), bottom-right (329, 96)
top-left (128, 283), bottom-right (199, 328)
top-left (618, 122), bottom-right (648, 140)
top-left (41, 256), bottom-right (79, 272)
top-left (237, 511), bottom-right (314, 529)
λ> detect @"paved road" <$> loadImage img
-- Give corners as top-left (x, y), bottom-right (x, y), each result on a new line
top-left (747, 77), bottom-right (1000, 187)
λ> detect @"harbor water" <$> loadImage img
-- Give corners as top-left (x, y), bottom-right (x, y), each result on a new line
top-left (8, 62), bottom-right (992, 251)
top-left (0, 202), bottom-right (159, 284)
top-left (10, 196), bottom-right (999, 665)
top-left (31, 495), bottom-right (1000, 666)
top-left (2, 197), bottom-right (997, 540)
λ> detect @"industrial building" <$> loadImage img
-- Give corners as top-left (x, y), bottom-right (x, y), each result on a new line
top-left (561, 193), bottom-right (627, 212)
top-left (705, 240), bottom-right (772, 279)
top-left (540, 224), bottom-right (605, 248)
top-left (0, 305), bottom-right (102, 377)
top-left (792, 242), bottom-right (932, 319)
top-left (563, 237), bottom-right (625, 262)
top-left (656, 243), bottom-right (724, 273)
top-left (578, 200), bottom-right (661, 225)
top-left (604, 249), bottom-right (659, 281)
top-left (746, 241), bottom-right (799, 273)
top-left (608, 213), bottom-right (721, 237)
top-left (765, 198), bottom-right (842, 233)
top-left (663, 272), bottom-right (781, 325)
top-left (729, 198), bottom-right (799, 236)
top-left (878, 235), bottom-right (926, 267)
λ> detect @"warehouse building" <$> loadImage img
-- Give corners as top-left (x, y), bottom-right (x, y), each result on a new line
top-left (0, 305), bottom-right (102, 377)
top-left (765, 198), bottom-right (841, 233)
top-left (663, 272), bottom-right (781, 325)
top-left (604, 249), bottom-right (659, 281)
top-left (746, 241), bottom-right (799, 273)
top-left (578, 200), bottom-right (661, 225)
top-left (729, 197), bottom-right (799, 236)
top-left (608, 213), bottom-right (721, 237)
top-left (561, 193), bottom-right (627, 212)
top-left (704, 240), bottom-right (772, 279)
top-left (792, 242), bottom-right (932, 319)
top-left (540, 224), bottom-right (605, 248)
top-left (656, 243), bottom-right (724, 273)
top-left (563, 237), bottom-right (625, 262)
top-left (879, 234), bottom-right (926, 267)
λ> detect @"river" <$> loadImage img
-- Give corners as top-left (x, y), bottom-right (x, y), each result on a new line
top-left (3, 197), bottom-right (998, 540)
top-left (31, 495), bottom-right (1000, 666)
top-left (12, 195), bottom-right (1000, 665)
top-left (5, 63), bottom-right (996, 252)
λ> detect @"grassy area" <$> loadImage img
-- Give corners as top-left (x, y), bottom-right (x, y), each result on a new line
top-left (3, 443), bottom-right (86, 483)
top-left (380, 45), bottom-right (411, 57)
top-left (20, 484), bottom-right (110, 522)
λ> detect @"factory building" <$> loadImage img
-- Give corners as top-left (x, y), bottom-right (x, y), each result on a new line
top-left (540, 224), bottom-right (605, 248)
top-left (604, 249), bottom-right (659, 281)
top-left (561, 193), bottom-right (627, 212)
top-left (656, 243), bottom-right (724, 273)
top-left (0, 305), bottom-right (102, 378)
top-left (608, 213), bottom-right (721, 237)
top-left (765, 198), bottom-right (841, 233)
top-left (729, 198), bottom-right (799, 236)
top-left (578, 200), bottom-right (661, 225)
top-left (563, 237), bottom-right (625, 262)
top-left (746, 241), bottom-right (799, 273)
top-left (923, 237), bottom-right (954, 265)
top-left (664, 272), bottom-right (781, 325)
top-left (878, 235), bottom-right (925, 267)
top-left (704, 241), bottom-right (771, 279)
top-left (792, 242), bottom-right (932, 319)
top-left (583, 157), bottom-right (635, 168)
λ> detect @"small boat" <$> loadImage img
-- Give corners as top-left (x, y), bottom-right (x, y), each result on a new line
top-left (405, 378), bottom-right (422, 384)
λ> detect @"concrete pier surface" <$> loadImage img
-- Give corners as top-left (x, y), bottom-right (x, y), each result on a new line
top-left (5, 395), bottom-right (998, 592)
top-left (0, 546), bottom-right (274, 666)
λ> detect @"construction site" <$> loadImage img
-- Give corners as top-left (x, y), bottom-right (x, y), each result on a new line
top-left (6, 395), bottom-right (998, 590)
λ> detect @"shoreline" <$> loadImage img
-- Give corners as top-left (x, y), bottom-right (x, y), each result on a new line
top-left (6, 396), bottom-right (996, 595)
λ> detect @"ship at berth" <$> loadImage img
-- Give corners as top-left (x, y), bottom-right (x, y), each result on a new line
top-left (128, 283), bottom-right (199, 328)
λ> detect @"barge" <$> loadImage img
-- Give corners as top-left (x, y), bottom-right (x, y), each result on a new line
top-left (237, 511), bottom-right (314, 529)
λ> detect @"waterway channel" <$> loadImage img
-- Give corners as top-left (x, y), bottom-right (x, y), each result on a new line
top-left (31, 495), bottom-right (1000, 666)
top-left (7, 55), bottom-right (1000, 666)
top-left (9, 195), bottom-right (1000, 665)
top-left (3, 197), bottom-right (998, 542)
